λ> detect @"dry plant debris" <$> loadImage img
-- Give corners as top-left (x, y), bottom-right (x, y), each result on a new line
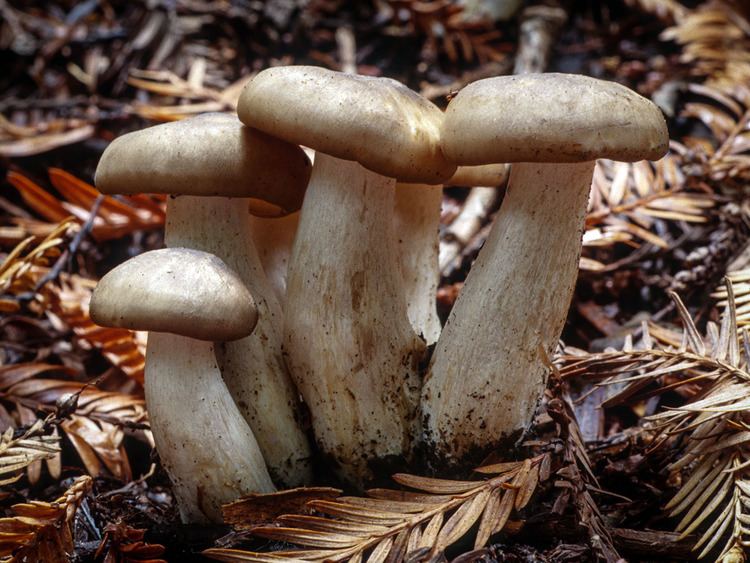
top-left (204, 455), bottom-right (548, 563)
top-left (2, 0), bottom-right (750, 560)
top-left (558, 285), bottom-right (750, 559)
top-left (0, 475), bottom-right (92, 563)
top-left (0, 417), bottom-right (59, 486)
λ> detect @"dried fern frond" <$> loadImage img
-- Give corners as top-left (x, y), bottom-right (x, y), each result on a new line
top-left (0, 475), bottom-right (92, 562)
top-left (714, 270), bottom-right (750, 329)
top-left (626, 0), bottom-right (689, 23)
top-left (581, 156), bottom-right (716, 272)
top-left (47, 274), bottom-right (146, 385)
top-left (5, 169), bottom-right (164, 242)
top-left (674, 84), bottom-right (750, 190)
top-left (204, 455), bottom-right (550, 563)
top-left (560, 285), bottom-right (750, 559)
top-left (0, 218), bottom-right (78, 312)
top-left (0, 363), bottom-right (149, 482)
top-left (558, 292), bottom-right (747, 409)
top-left (0, 220), bottom-right (146, 383)
top-left (0, 418), bottom-right (60, 486)
top-left (661, 1), bottom-right (750, 94)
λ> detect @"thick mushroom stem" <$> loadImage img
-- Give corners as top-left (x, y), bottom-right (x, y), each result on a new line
top-left (165, 196), bottom-right (312, 487)
top-left (285, 152), bottom-right (425, 485)
top-left (394, 183), bottom-right (443, 345)
top-left (146, 332), bottom-right (274, 523)
top-left (421, 161), bottom-right (594, 461)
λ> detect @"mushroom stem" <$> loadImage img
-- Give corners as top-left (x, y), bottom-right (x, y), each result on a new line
top-left (285, 152), bottom-right (425, 485)
top-left (146, 332), bottom-right (274, 523)
top-left (394, 183), bottom-right (443, 345)
top-left (422, 161), bottom-right (594, 461)
top-left (165, 195), bottom-right (312, 487)
top-left (248, 211), bottom-right (300, 306)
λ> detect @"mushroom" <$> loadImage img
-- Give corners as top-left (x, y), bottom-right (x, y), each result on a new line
top-left (422, 73), bottom-right (669, 462)
top-left (394, 165), bottom-right (508, 345)
top-left (248, 211), bottom-right (300, 306)
top-left (238, 66), bottom-right (455, 484)
top-left (95, 113), bottom-right (313, 487)
top-left (90, 248), bottom-right (274, 522)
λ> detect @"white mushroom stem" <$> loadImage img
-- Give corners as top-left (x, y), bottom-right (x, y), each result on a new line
top-left (394, 183), bottom-right (443, 345)
top-left (422, 161), bottom-right (594, 461)
top-left (248, 211), bottom-right (300, 306)
top-left (285, 152), bottom-right (425, 485)
top-left (165, 196), bottom-right (312, 487)
top-left (146, 333), bottom-right (274, 523)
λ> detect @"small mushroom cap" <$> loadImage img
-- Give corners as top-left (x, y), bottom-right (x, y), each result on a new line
top-left (237, 66), bottom-right (456, 184)
top-left (91, 248), bottom-right (257, 341)
top-left (95, 113), bottom-right (311, 217)
top-left (442, 73), bottom-right (669, 165)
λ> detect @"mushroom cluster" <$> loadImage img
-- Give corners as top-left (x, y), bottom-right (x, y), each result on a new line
top-left (90, 68), bottom-right (667, 521)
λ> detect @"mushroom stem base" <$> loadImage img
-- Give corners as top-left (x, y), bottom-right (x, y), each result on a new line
top-left (284, 153), bottom-right (424, 486)
top-left (146, 332), bottom-right (274, 523)
top-left (165, 196), bottom-right (312, 487)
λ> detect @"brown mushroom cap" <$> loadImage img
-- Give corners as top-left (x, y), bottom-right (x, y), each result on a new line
top-left (95, 113), bottom-right (311, 216)
top-left (237, 66), bottom-right (456, 184)
top-left (91, 248), bottom-right (257, 341)
top-left (442, 73), bottom-right (669, 165)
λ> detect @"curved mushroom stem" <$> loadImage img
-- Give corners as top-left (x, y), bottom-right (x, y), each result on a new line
top-left (146, 332), bottom-right (274, 523)
top-left (421, 161), bottom-right (594, 462)
top-left (248, 211), bottom-right (300, 306)
top-left (285, 152), bottom-right (425, 486)
top-left (166, 196), bottom-right (312, 487)
top-left (394, 183), bottom-right (443, 345)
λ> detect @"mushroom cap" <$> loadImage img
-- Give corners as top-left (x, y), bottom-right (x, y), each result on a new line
top-left (237, 66), bottom-right (456, 184)
top-left (91, 248), bottom-right (258, 341)
top-left (95, 113), bottom-right (311, 217)
top-left (442, 73), bottom-right (669, 165)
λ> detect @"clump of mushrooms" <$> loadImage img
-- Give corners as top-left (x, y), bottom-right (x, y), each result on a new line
top-left (94, 113), bottom-right (314, 490)
top-left (421, 73), bottom-right (669, 464)
top-left (91, 248), bottom-right (274, 522)
top-left (238, 66), bottom-right (455, 484)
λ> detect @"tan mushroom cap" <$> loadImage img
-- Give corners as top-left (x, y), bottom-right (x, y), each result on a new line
top-left (95, 113), bottom-right (311, 217)
top-left (237, 66), bottom-right (456, 184)
top-left (442, 73), bottom-right (669, 165)
top-left (91, 248), bottom-right (257, 342)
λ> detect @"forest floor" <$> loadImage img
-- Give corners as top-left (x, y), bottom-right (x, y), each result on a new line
top-left (2, 1), bottom-right (750, 561)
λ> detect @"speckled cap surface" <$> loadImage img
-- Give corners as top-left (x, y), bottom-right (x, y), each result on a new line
top-left (95, 113), bottom-right (311, 216)
top-left (91, 248), bottom-right (257, 341)
top-left (442, 73), bottom-right (669, 165)
top-left (237, 66), bottom-right (456, 184)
